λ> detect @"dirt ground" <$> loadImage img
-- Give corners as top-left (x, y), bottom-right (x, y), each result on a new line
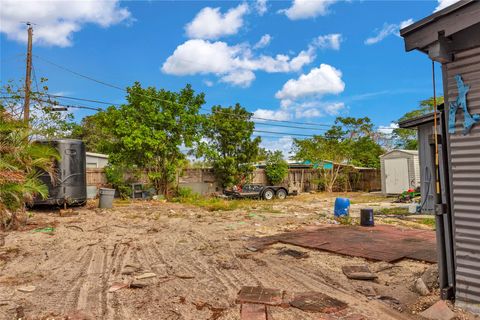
top-left (0, 193), bottom-right (474, 320)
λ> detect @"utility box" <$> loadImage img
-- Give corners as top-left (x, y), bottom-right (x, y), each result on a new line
top-left (380, 150), bottom-right (420, 194)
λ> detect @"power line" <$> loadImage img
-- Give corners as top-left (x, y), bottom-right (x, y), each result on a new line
top-left (253, 130), bottom-right (316, 137)
top-left (33, 54), bottom-right (336, 128)
top-left (45, 92), bottom-right (331, 130)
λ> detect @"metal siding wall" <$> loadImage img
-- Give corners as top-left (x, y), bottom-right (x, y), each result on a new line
top-left (446, 46), bottom-right (480, 307)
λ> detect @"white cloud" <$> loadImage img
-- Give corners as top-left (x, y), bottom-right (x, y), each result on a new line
top-left (0, 0), bottom-right (131, 47)
top-left (293, 101), bottom-right (346, 119)
top-left (399, 18), bottom-right (414, 29)
top-left (185, 3), bottom-right (249, 40)
top-left (364, 23), bottom-right (398, 45)
top-left (275, 64), bottom-right (345, 103)
top-left (281, 0), bottom-right (338, 20)
top-left (253, 109), bottom-right (291, 121)
top-left (162, 39), bottom-right (316, 87)
top-left (314, 34), bottom-right (342, 50)
top-left (203, 80), bottom-right (214, 87)
top-left (365, 18), bottom-right (413, 45)
top-left (324, 102), bottom-right (346, 115)
top-left (259, 136), bottom-right (294, 159)
top-left (220, 70), bottom-right (256, 87)
top-left (254, 34), bottom-right (272, 49)
top-left (378, 123), bottom-right (399, 135)
top-left (434, 0), bottom-right (461, 12)
top-left (255, 0), bottom-right (268, 15)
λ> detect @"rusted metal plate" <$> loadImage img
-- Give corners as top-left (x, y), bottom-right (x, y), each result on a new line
top-left (236, 286), bottom-right (284, 306)
top-left (290, 292), bottom-right (348, 313)
top-left (248, 225), bottom-right (436, 263)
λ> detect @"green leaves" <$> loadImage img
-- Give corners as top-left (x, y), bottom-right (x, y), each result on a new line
top-left (393, 96), bottom-right (444, 150)
top-left (292, 116), bottom-right (384, 192)
top-left (0, 110), bottom-right (59, 228)
top-left (265, 150), bottom-right (288, 185)
top-left (197, 104), bottom-right (261, 188)
top-left (84, 82), bottom-right (205, 195)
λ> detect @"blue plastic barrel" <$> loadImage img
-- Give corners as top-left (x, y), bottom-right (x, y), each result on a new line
top-left (334, 197), bottom-right (350, 217)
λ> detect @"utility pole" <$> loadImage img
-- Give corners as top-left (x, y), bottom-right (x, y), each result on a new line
top-left (23, 23), bottom-right (33, 123)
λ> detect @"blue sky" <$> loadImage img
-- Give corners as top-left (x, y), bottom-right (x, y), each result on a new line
top-left (1, 0), bottom-right (454, 154)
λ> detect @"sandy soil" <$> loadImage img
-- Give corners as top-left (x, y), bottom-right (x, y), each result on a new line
top-left (0, 193), bottom-right (470, 320)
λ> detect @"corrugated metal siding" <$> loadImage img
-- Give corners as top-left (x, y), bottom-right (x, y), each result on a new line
top-left (446, 46), bottom-right (480, 306)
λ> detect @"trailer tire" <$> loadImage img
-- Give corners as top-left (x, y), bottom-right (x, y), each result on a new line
top-left (262, 188), bottom-right (275, 200)
top-left (276, 188), bottom-right (287, 200)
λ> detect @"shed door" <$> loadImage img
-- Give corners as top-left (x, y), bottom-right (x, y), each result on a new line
top-left (385, 158), bottom-right (409, 194)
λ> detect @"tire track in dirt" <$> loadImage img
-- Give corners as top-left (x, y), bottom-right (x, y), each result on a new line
top-left (75, 245), bottom-right (108, 318)
top-left (61, 247), bottom-right (95, 314)
top-left (104, 242), bottom-right (128, 320)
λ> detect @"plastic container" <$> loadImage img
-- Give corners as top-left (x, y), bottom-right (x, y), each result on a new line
top-left (360, 208), bottom-right (375, 227)
top-left (334, 197), bottom-right (350, 217)
top-left (98, 188), bottom-right (115, 209)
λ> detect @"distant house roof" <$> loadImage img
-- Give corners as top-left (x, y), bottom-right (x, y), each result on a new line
top-left (85, 152), bottom-right (109, 159)
top-left (398, 111), bottom-right (439, 129)
top-left (380, 149), bottom-right (418, 158)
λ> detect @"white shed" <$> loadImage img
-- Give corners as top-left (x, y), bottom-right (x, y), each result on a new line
top-left (85, 152), bottom-right (109, 169)
top-left (380, 149), bottom-right (420, 194)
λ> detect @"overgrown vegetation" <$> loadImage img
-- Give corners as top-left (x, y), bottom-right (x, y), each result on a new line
top-left (292, 117), bottom-right (383, 192)
top-left (74, 82), bottom-right (205, 196)
top-left (0, 109), bottom-right (59, 229)
top-left (195, 104), bottom-right (261, 188)
top-left (265, 150), bottom-right (288, 185)
top-left (172, 187), bottom-right (243, 211)
top-left (1, 79), bottom-right (75, 139)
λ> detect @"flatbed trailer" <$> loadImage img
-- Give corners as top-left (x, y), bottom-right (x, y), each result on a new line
top-left (224, 184), bottom-right (296, 200)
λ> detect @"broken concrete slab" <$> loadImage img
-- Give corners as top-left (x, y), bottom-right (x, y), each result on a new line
top-left (236, 286), bottom-right (283, 306)
top-left (421, 265), bottom-right (439, 290)
top-left (241, 304), bottom-right (267, 320)
top-left (419, 300), bottom-right (455, 320)
top-left (414, 278), bottom-right (430, 296)
top-left (289, 291), bottom-right (348, 313)
top-left (278, 248), bottom-right (309, 259)
top-left (342, 265), bottom-right (377, 280)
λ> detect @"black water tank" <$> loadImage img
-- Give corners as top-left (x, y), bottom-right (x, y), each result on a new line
top-left (34, 139), bottom-right (87, 206)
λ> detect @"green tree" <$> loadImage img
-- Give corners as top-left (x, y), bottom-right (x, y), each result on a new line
top-left (265, 150), bottom-right (289, 185)
top-left (100, 82), bottom-right (205, 195)
top-left (292, 116), bottom-right (383, 192)
top-left (393, 96), bottom-right (444, 150)
top-left (69, 109), bottom-right (116, 153)
top-left (0, 109), bottom-right (59, 229)
top-left (0, 79), bottom-right (75, 138)
top-left (196, 104), bottom-right (261, 188)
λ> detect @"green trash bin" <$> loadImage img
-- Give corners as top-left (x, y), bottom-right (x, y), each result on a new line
top-left (99, 188), bottom-right (115, 208)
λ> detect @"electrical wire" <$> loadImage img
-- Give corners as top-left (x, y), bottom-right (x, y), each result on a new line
top-left (33, 54), bottom-right (336, 128)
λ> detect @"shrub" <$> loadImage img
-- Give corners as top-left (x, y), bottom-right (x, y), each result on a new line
top-left (265, 150), bottom-right (288, 185)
